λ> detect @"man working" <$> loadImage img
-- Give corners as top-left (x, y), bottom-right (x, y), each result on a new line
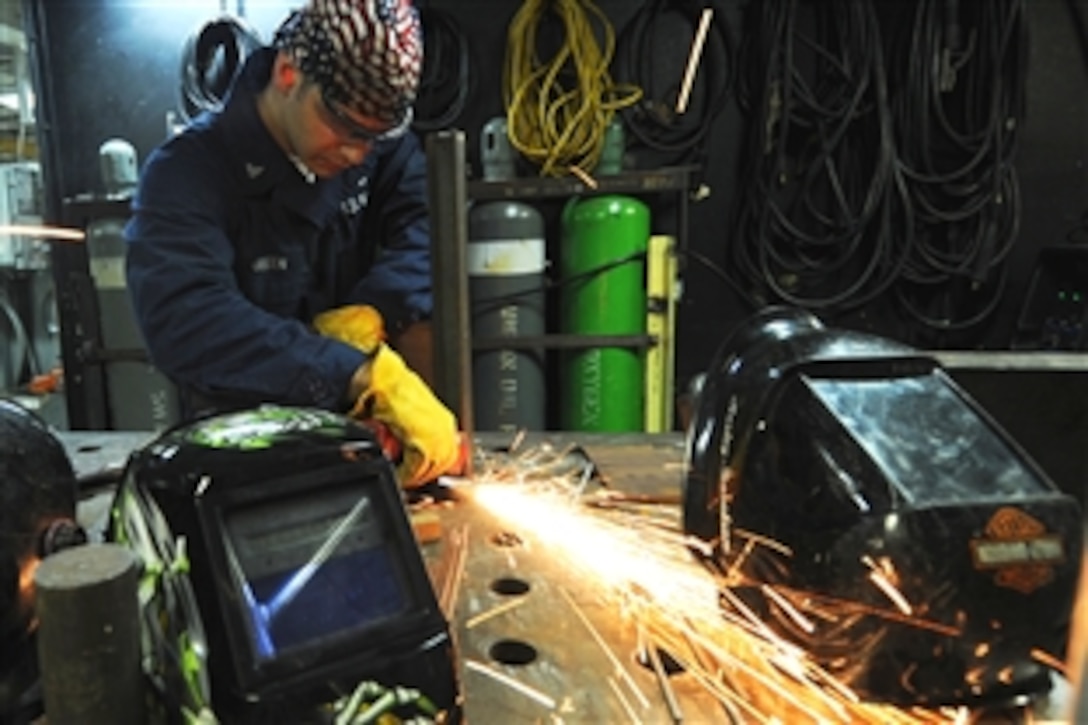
top-left (124, 0), bottom-right (461, 487)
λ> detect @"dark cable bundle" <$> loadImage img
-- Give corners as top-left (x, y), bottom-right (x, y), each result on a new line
top-left (889, 0), bottom-right (1027, 333)
top-left (413, 6), bottom-right (472, 132)
top-left (178, 15), bottom-right (262, 123)
top-left (614, 0), bottom-right (734, 164)
top-left (729, 0), bottom-right (910, 313)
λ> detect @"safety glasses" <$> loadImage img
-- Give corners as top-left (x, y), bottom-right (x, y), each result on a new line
top-left (318, 89), bottom-right (413, 144)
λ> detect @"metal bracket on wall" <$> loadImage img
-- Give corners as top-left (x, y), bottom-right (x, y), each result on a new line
top-left (466, 166), bottom-right (695, 202)
top-left (425, 130), bottom-right (476, 452)
top-left (429, 147), bottom-right (697, 433)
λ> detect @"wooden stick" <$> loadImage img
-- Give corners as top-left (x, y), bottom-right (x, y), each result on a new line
top-left (676, 8), bottom-right (714, 115)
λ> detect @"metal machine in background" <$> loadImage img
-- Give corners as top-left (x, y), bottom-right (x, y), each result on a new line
top-left (110, 405), bottom-right (461, 724)
top-left (0, 161), bottom-right (66, 425)
top-left (0, 162), bottom-right (46, 270)
top-left (683, 307), bottom-right (1083, 707)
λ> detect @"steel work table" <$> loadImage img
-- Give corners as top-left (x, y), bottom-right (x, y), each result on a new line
top-left (60, 430), bottom-right (1083, 723)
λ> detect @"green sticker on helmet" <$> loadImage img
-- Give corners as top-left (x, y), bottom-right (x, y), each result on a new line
top-left (185, 406), bottom-right (348, 449)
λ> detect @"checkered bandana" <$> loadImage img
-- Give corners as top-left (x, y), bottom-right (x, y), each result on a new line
top-left (274, 0), bottom-right (422, 126)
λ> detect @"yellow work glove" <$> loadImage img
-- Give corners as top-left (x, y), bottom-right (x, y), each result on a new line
top-left (313, 304), bottom-right (386, 354)
top-left (313, 305), bottom-right (461, 487)
top-left (353, 344), bottom-right (462, 488)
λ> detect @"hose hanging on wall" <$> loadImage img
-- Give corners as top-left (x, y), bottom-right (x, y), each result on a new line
top-left (729, 0), bottom-right (911, 313)
top-left (178, 15), bottom-right (263, 124)
top-left (613, 0), bottom-right (735, 164)
top-left (889, 0), bottom-right (1027, 334)
top-left (413, 6), bottom-right (472, 132)
top-left (503, 0), bottom-right (643, 177)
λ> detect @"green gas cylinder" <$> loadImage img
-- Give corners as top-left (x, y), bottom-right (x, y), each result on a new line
top-left (560, 195), bottom-right (650, 431)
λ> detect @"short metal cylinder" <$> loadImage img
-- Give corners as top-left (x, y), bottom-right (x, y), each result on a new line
top-left (34, 543), bottom-right (144, 725)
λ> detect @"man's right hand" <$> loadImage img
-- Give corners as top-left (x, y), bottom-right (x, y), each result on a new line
top-left (350, 344), bottom-right (462, 488)
top-left (316, 304), bottom-right (462, 487)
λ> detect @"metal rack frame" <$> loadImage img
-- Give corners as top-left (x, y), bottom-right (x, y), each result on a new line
top-left (425, 129), bottom-right (695, 433)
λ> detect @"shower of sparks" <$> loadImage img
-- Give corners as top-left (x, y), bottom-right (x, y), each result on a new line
top-left (862, 554), bottom-right (914, 616)
top-left (466, 442), bottom-right (976, 725)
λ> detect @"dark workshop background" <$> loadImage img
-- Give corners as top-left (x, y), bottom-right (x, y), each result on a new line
top-left (26, 0), bottom-right (1088, 379)
top-left (23, 0), bottom-right (1088, 430)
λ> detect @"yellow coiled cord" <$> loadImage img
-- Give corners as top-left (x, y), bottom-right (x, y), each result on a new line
top-left (503, 0), bottom-right (643, 177)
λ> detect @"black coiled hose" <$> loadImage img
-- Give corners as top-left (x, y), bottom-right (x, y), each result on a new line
top-left (178, 15), bottom-right (262, 124)
top-left (614, 0), bottom-right (734, 162)
top-left (413, 6), bottom-right (472, 132)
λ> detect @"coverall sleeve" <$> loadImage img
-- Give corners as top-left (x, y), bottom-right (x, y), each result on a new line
top-left (124, 138), bottom-right (365, 409)
top-left (348, 131), bottom-right (433, 335)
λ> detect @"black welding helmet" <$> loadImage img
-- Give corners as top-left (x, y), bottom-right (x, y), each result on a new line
top-left (0, 399), bottom-right (83, 717)
top-left (683, 307), bottom-right (1083, 707)
top-left (109, 405), bottom-right (459, 724)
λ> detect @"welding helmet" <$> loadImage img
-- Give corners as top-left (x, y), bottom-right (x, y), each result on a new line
top-left (683, 307), bottom-right (1083, 706)
top-left (110, 404), bottom-right (459, 724)
top-left (0, 399), bottom-right (83, 717)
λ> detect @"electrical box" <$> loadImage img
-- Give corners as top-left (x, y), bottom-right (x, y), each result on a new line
top-left (1014, 246), bottom-right (1088, 350)
top-left (0, 162), bottom-right (46, 270)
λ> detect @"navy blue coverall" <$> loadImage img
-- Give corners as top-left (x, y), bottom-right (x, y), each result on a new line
top-left (125, 48), bottom-right (433, 414)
